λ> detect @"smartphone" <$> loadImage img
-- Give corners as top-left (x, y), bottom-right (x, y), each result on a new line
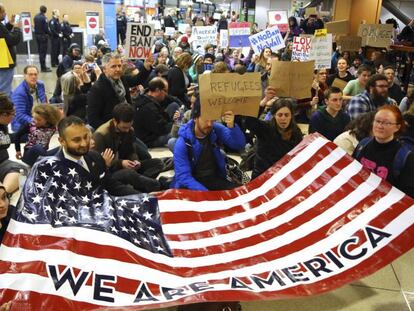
top-left (14, 14), bottom-right (21, 24)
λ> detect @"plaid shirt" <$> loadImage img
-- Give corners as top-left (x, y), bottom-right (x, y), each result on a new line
top-left (347, 90), bottom-right (394, 120)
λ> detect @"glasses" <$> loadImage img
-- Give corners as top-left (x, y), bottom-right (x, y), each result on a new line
top-left (375, 84), bottom-right (388, 88)
top-left (374, 119), bottom-right (398, 127)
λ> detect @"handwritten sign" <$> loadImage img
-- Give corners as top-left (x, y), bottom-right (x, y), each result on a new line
top-left (219, 29), bottom-right (229, 48)
top-left (248, 26), bottom-right (285, 54)
top-left (325, 20), bottom-right (349, 35)
top-left (165, 27), bottom-right (175, 36)
top-left (292, 36), bottom-right (312, 61)
top-left (229, 22), bottom-right (251, 48)
top-left (309, 33), bottom-right (332, 69)
top-left (191, 26), bottom-right (217, 50)
top-left (268, 10), bottom-right (288, 33)
top-left (358, 24), bottom-right (393, 48)
top-left (125, 23), bottom-right (155, 59)
top-left (199, 73), bottom-right (262, 120)
top-left (269, 60), bottom-right (315, 99)
top-left (338, 35), bottom-right (362, 52)
top-left (178, 23), bottom-right (190, 34)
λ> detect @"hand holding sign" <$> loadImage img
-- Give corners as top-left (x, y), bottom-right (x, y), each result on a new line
top-left (222, 111), bottom-right (235, 128)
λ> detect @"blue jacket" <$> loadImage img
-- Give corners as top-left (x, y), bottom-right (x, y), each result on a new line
top-left (171, 119), bottom-right (246, 191)
top-left (11, 80), bottom-right (47, 132)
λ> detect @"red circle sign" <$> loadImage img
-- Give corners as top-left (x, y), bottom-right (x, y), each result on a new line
top-left (23, 19), bottom-right (30, 34)
top-left (89, 17), bottom-right (97, 29)
top-left (274, 14), bottom-right (282, 21)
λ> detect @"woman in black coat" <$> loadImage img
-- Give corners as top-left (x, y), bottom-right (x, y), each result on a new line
top-left (167, 52), bottom-right (193, 107)
top-left (244, 98), bottom-right (303, 179)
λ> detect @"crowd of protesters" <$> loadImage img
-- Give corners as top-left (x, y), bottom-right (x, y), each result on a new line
top-left (2, 2), bottom-right (414, 310)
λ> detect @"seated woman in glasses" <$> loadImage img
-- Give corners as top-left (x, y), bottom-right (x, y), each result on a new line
top-left (353, 105), bottom-right (414, 198)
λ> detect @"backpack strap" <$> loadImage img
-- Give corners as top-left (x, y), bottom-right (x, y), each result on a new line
top-left (353, 137), bottom-right (373, 160)
top-left (393, 145), bottom-right (412, 179)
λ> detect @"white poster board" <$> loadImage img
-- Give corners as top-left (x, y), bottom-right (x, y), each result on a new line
top-left (125, 23), bottom-right (155, 59)
top-left (86, 12), bottom-right (99, 35)
top-left (219, 29), bottom-right (229, 48)
top-left (191, 26), bottom-right (217, 49)
top-left (248, 26), bottom-right (285, 54)
top-left (291, 36), bottom-right (312, 61)
top-left (309, 33), bottom-right (332, 69)
top-left (165, 27), bottom-right (175, 36)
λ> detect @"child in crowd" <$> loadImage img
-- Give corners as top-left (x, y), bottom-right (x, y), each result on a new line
top-left (14, 105), bottom-right (62, 167)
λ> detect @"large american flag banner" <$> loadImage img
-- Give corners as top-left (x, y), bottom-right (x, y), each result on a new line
top-left (1, 134), bottom-right (414, 310)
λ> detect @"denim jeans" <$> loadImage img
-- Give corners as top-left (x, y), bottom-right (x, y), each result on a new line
top-left (0, 67), bottom-right (14, 98)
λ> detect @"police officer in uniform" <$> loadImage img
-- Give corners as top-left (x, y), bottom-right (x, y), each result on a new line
top-left (116, 8), bottom-right (127, 44)
top-left (49, 9), bottom-right (62, 67)
top-left (61, 14), bottom-right (73, 56)
top-left (34, 5), bottom-right (51, 72)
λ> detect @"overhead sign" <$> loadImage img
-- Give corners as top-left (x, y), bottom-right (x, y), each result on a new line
top-left (125, 23), bottom-right (155, 59)
top-left (292, 36), bottom-right (312, 61)
top-left (309, 33), bottom-right (332, 69)
top-left (229, 22), bottom-right (251, 48)
top-left (86, 12), bottom-right (99, 35)
top-left (191, 26), bottom-right (217, 50)
top-left (248, 26), bottom-right (285, 55)
top-left (268, 10), bottom-right (289, 33)
top-left (21, 12), bottom-right (32, 42)
top-left (269, 60), bottom-right (315, 99)
top-left (358, 24), bottom-right (393, 48)
top-left (199, 73), bottom-right (262, 120)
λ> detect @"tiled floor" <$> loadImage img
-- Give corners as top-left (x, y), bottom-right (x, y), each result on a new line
top-left (8, 56), bottom-right (414, 310)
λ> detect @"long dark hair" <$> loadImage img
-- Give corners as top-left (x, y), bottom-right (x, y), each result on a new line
top-left (269, 98), bottom-right (303, 142)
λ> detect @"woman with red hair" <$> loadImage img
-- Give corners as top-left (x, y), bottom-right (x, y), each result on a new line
top-left (353, 105), bottom-right (414, 197)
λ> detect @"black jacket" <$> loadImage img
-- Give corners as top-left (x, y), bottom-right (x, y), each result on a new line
top-left (244, 117), bottom-right (303, 179)
top-left (167, 66), bottom-right (191, 106)
top-left (34, 13), bottom-right (50, 35)
top-left (57, 150), bottom-right (139, 196)
top-left (49, 17), bottom-right (61, 38)
top-left (87, 68), bottom-right (150, 129)
top-left (61, 21), bottom-right (73, 39)
top-left (133, 93), bottom-right (172, 145)
top-left (0, 22), bottom-right (21, 70)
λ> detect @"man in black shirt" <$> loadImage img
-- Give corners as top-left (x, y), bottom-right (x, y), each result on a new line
top-left (34, 5), bottom-right (51, 72)
top-left (383, 66), bottom-right (405, 104)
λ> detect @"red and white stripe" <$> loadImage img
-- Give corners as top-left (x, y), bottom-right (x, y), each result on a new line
top-left (1, 135), bottom-right (414, 310)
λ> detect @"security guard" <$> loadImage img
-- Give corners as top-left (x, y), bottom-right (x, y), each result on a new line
top-left (61, 14), bottom-right (73, 54)
top-left (49, 9), bottom-right (62, 67)
top-left (34, 5), bottom-right (51, 72)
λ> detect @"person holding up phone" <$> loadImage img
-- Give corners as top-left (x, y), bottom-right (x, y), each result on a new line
top-left (0, 3), bottom-right (22, 97)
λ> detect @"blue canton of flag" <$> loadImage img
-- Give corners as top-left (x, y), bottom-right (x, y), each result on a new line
top-left (16, 156), bottom-right (172, 256)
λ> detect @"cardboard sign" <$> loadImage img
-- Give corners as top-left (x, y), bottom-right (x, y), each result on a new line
top-left (332, 78), bottom-right (348, 91)
top-left (199, 73), bottom-right (262, 120)
top-left (358, 24), bottom-right (393, 48)
top-left (248, 26), bottom-right (285, 54)
top-left (21, 12), bottom-right (33, 42)
top-left (219, 29), bottom-right (229, 48)
top-left (229, 22), bottom-right (251, 48)
top-left (309, 33), bottom-right (332, 69)
top-left (191, 26), bottom-right (217, 50)
top-left (338, 35), bottom-right (362, 52)
top-left (86, 12), bottom-right (99, 35)
top-left (165, 27), bottom-right (175, 36)
top-left (325, 20), bottom-right (349, 35)
top-left (125, 23), bottom-right (155, 59)
top-left (269, 60), bottom-right (315, 99)
top-left (291, 36), bottom-right (312, 61)
top-left (268, 10), bottom-right (288, 33)
top-left (305, 7), bottom-right (317, 17)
